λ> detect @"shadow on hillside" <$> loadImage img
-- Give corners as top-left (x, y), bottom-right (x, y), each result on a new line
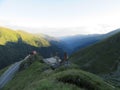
top-left (0, 41), bottom-right (64, 69)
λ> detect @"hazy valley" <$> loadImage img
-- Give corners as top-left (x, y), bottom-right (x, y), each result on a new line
top-left (0, 27), bottom-right (120, 90)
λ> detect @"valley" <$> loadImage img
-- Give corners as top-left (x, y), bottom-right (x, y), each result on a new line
top-left (0, 27), bottom-right (120, 89)
top-left (1, 0), bottom-right (120, 89)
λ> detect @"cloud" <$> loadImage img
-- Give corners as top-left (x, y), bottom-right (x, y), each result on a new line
top-left (0, 0), bottom-right (120, 36)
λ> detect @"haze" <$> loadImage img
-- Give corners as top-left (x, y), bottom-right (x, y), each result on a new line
top-left (0, 0), bottom-right (120, 36)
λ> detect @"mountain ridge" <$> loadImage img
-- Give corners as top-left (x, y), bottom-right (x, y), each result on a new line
top-left (0, 27), bottom-right (50, 47)
top-left (70, 31), bottom-right (120, 73)
top-left (0, 27), bottom-right (64, 69)
top-left (69, 30), bottom-right (120, 87)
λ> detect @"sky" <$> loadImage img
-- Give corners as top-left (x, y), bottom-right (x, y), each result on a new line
top-left (0, 0), bottom-right (120, 37)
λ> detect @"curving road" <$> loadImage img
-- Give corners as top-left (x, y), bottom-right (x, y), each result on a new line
top-left (0, 55), bottom-right (61, 89)
top-left (0, 55), bottom-right (30, 89)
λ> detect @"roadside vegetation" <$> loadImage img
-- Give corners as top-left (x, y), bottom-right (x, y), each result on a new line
top-left (0, 66), bottom-right (9, 76)
top-left (2, 55), bottom-right (115, 90)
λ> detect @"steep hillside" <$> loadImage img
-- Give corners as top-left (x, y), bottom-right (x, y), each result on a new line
top-left (43, 35), bottom-right (71, 55)
top-left (0, 27), bottom-right (50, 47)
top-left (59, 29), bottom-right (120, 55)
top-left (17, 30), bottom-right (50, 47)
top-left (2, 55), bottom-right (115, 90)
top-left (59, 34), bottom-right (104, 54)
top-left (70, 32), bottom-right (120, 74)
top-left (0, 27), bottom-right (64, 69)
top-left (0, 27), bottom-right (19, 45)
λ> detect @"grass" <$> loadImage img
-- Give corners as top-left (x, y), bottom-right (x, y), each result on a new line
top-left (17, 30), bottom-right (50, 47)
top-left (2, 55), bottom-right (115, 90)
top-left (53, 69), bottom-right (114, 90)
top-left (0, 27), bottom-right (19, 45)
top-left (0, 26), bottom-right (65, 70)
top-left (69, 32), bottom-right (120, 89)
top-left (3, 61), bottom-right (50, 90)
top-left (0, 27), bottom-right (50, 47)
top-left (70, 32), bottom-right (120, 74)
top-left (0, 65), bottom-right (9, 76)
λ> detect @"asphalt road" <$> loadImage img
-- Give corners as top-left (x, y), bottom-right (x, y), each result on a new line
top-left (0, 55), bottom-right (30, 89)
top-left (0, 55), bottom-right (61, 89)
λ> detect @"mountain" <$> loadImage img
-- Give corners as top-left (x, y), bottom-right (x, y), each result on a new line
top-left (59, 28), bottom-right (120, 55)
top-left (42, 35), bottom-right (71, 56)
top-left (59, 34), bottom-right (104, 54)
top-left (70, 30), bottom-right (120, 73)
top-left (105, 28), bottom-right (120, 37)
top-left (0, 27), bottom-right (50, 46)
top-left (0, 27), bottom-right (64, 69)
top-left (70, 30), bottom-right (120, 87)
top-left (2, 54), bottom-right (115, 90)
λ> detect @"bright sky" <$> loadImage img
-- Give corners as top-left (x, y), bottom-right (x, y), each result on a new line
top-left (0, 0), bottom-right (120, 36)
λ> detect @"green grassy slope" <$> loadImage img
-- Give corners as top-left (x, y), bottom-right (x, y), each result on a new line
top-left (0, 27), bottom-right (50, 47)
top-left (70, 32), bottom-right (120, 74)
top-left (0, 27), bottom-right (65, 69)
top-left (0, 27), bottom-right (50, 69)
top-left (2, 55), bottom-right (115, 90)
top-left (0, 27), bottom-right (19, 45)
